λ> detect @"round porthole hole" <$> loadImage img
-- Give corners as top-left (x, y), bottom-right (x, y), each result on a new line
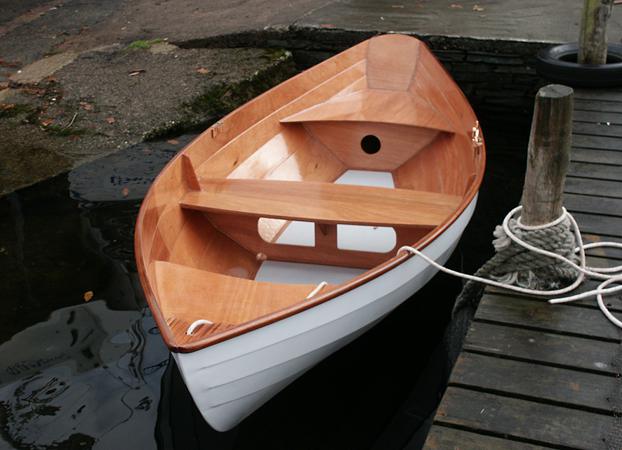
top-left (361, 135), bottom-right (381, 154)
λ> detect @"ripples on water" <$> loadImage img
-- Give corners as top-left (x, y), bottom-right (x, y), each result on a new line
top-left (0, 113), bottom-right (530, 450)
top-left (0, 136), bottom-right (190, 450)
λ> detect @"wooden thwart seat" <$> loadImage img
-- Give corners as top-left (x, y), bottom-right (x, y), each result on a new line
top-left (179, 178), bottom-right (461, 228)
top-left (153, 261), bottom-right (331, 331)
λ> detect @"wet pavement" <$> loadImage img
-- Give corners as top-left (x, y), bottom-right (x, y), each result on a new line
top-left (297, 0), bottom-right (622, 43)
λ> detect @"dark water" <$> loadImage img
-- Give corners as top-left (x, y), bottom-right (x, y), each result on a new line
top-left (0, 112), bottom-right (531, 450)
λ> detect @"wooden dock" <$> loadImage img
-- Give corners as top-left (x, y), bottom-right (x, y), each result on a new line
top-left (424, 89), bottom-right (622, 450)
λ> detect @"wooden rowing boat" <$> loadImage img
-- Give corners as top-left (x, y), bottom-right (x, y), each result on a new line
top-left (134, 33), bottom-right (485, 431)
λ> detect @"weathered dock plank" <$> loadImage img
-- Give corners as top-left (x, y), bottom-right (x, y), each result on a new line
top-left (425, 425), bottom-right (551, 450)
top-left (571, 211), bottom-right (622, 237)
top-left (569, 161), bottom-right (622, 181)
top-left (572, 134), bottom-right (622, 151)
top-left (476, 294), bottom-right (622, 340)
top-left (425, 88), bottom-right (622, 449)
top-left (451, 352), bottom-right (617, 413)
top-left (434, 387), bottom-right (615, 450)
top-left (574, 88), bottom-right (622, 100)
top-left (565, 177), bottom-right (622, 199)
top-left (575, 98), bottom-right (622, 113)
top-left (571, 147), bottom-right (622, 165)
top-left (574, 121), bottom-right (622, 138)
top-left (565, 192), bottom-right (622, 216)
top-left (574, 108), bottom-right (622, 124)
top-left (464, 321), bottom-right (619, 375)
top-left (486, 282), bottom-right (622, 311)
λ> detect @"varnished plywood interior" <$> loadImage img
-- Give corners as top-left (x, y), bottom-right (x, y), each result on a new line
top-left (303, 121), bottom-right (440, 171)
top-left (155, 261), bottom-right (327, 327)
top-left (181, 179), bottom-right (461, 227)
top-left (366, 33), bottom-right (419, 91)
top-left (134, 34), bottom-right (486, 352)
top-left (281, 89), bottom-right (455, 132)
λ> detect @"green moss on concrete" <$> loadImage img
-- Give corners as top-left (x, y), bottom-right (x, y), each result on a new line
top-left (0, 104), bottom-right (35, 120)
top-left (126, 38), bottom-right (165, 50)
top-left (144, 49), bottom-right (296, 140)
top-left (261, 48), bottom-right (291, 62)
top-left (186, 49), bottom-right (293, 114)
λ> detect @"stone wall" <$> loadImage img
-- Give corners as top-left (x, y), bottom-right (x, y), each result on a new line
top-left (180, 28), bottom-right (552, 116)
top-left (426, 37), bottom-right (548, 115)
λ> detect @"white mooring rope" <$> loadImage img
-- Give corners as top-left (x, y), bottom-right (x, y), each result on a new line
top-left (186, 319), bottom-right (213, 336)
top-left (398, 205), bottom-right (622, 329)
top-left (306, 281), bottom-right (328, 299)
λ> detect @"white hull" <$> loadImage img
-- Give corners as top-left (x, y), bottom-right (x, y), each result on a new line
top-left (173, 196), bottom-right (478, 431)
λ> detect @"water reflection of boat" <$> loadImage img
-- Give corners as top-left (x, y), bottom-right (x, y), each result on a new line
top-left (0, 301), bottom-right (168, 449)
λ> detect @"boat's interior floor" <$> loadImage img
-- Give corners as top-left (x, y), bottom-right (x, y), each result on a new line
top-left (255, 261), bottom-right (364, 286)
top-left (254, 169), bottom-right (394, 285)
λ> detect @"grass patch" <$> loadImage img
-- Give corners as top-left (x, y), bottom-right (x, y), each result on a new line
top-left (126, 38), bottom-right (165, 50)
top-left (261, 48), bottom-right (290, 62)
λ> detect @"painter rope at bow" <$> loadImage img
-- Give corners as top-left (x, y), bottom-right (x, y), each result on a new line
top-left (398, 205), bottom-right (622, 329)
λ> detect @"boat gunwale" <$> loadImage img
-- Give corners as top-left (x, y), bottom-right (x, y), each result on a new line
top-left (134, 35), bottom-right (487, 353)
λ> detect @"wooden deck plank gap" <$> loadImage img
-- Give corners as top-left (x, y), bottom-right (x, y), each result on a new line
top-left (430, 421), bottom-right (582, 450)
top-left (480, 289), bottom-right (622, 313)
top-left (472, 318), bottom-right (622, 344)
top-left (462, 349), bottom-right (620, 378)
top-left (447, 382), bottom-right (616, 417)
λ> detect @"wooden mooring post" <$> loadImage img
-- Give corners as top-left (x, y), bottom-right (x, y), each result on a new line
top-left (579, 0), bottom-right (615, 64)
top-left (520, 84), bottom-right (574, 226)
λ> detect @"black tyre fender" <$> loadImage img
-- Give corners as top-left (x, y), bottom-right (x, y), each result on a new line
top-left (536, 42), bottom-right (622, 88)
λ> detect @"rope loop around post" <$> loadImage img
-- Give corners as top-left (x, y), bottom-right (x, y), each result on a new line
top-left (398, 205), bottom-right (622, 329)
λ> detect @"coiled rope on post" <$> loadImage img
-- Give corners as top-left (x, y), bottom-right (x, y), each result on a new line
top-left (398, 205), bottom-right (622, 329)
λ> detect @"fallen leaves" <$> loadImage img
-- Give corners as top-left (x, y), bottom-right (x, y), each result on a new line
top-left (473, 4), bottom-right (485, 11)
top-left (83, 291), bottom-right (94, 302)
top-left (196, 67), bottom-right (210, 75)
top-left (128, 69), bottom-right (146, 77)
top-left (40, 118), bottom-right (54, 127)
top-left (0, 103), bottom-right (15, 111)
top-left (166, 139), bottom-right (179, 145)
top-left (79, 101), bottom-right (94, 111)
top-left (450, 3), bottom-right (463, 9)
top-left (105, 116), bottom-right (116, 124)
top-left (20, 86), bottom-right (46, 96)
top-left (0, 59), bottom-right (21, 68)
